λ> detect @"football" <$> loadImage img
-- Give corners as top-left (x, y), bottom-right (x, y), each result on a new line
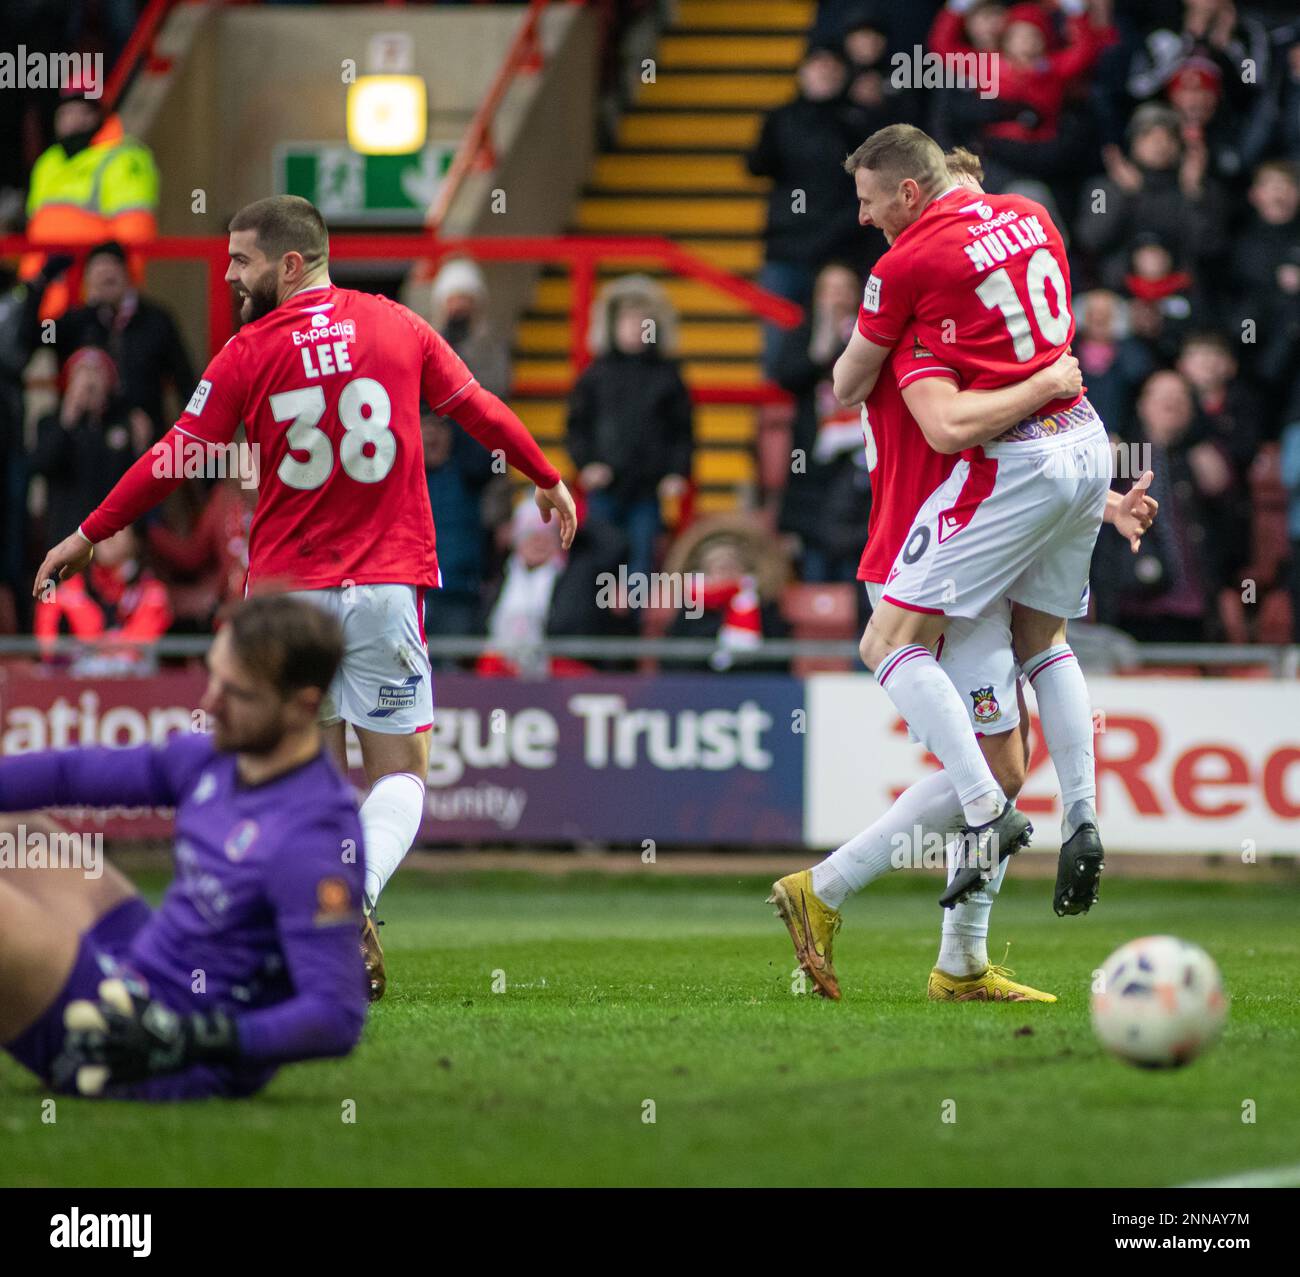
top-left (1091, 936), bottom-right (1229, 1069)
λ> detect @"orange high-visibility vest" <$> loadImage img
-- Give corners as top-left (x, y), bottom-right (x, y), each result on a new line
top-left (22, 115), bottom-right (160, 317)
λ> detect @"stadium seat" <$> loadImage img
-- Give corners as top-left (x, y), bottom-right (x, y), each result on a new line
top-left (780, 581), bottom-right (856, 674)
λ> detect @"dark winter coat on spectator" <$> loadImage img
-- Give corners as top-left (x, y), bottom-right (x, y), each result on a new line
top-left (1091, 439), bottom-right (1214, 641)
top-left (565, 349), bottom-right (693, 506)
top-left (1227, 211), bottom-right (1300, 304)
top-left (58, 293), bottom-right (195, 437)
top-left (30, 406), bottom-right (139, 544)
top-left (1076, 166), bottom-right (1228, 288)
top-left (747, 94), bottom-right (874, 272)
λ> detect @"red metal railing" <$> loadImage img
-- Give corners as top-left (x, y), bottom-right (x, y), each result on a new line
top-left (0, 235), bottom-right (799, 400)
top-left (102, 0), bottom-right (182, 113)
top-left (427, 0), bottom-right (567, 229)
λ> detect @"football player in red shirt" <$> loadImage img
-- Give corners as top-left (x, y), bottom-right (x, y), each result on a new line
top-left (34, 196), bottom-right (577, 1000)
top-left (771, 152), bottom-right (1157, 1001)
top-left (830, 125), bottom-right (1115, 915)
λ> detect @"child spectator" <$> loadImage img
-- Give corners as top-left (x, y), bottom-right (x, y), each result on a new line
top-left (1074, 288), bottom-right (1157, 440)
top-left (565, 276), bottom-right (693, 580)
top-left (34, 526), bottom-right (171, 672)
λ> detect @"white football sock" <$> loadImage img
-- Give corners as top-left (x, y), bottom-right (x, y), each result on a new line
top-left (936, 844), bottom-right (1010, 977)
top-left (360, 771), bottom-right (427, 910)
top-left (874, 644), bottom-right (1005, 824)
top-left (1023, 644), bottom-right (1097, 839)
top-left (813, 769), bottom-right (965, 905)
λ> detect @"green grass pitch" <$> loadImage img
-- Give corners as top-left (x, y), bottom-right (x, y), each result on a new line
top-left (3, 868), bottom-right (1298, 1187)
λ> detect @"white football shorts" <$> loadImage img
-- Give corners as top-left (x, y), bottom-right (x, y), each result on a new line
top-left (882, 409), bottom-right (1111, 621)
top-left (286, 583), bottom-right (433, 735)
top-left (865, 581), bottom-right (1020, 737)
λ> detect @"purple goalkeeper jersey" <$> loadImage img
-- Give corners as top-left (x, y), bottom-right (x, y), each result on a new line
top-left (0, 732), bottom-right (368, 1068)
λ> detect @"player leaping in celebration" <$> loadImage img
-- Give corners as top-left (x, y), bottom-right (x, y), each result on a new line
top-left (831, 125), bottom-right (1113, 913)
top-left (0, 596), bottom-right (367, 1099)
top-left (770, 151), bottom-right (1157, 1001)
top-left (34, 196), bottom-right (577, 1001)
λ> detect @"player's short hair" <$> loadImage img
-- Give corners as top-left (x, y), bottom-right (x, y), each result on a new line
top-left (1254, 158), bottom-right (1299, 188)
top-left (944, 147), bottom-right (984, 183)
top-left (225, 595), bottom-right (343, 700)
top-left (843, 124), bottom-right (949, 195)
top-left (1180, 328), bottom-right (1233, 358)
top-left (228, 195), bottom-right (329, 267)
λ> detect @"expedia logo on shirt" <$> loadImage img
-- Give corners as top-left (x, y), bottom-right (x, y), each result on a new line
top-left (292, 318), bottom-right (356, 346)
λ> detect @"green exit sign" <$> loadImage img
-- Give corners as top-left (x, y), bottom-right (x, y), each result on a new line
top-left (274, 142), bottom-right (456, 224)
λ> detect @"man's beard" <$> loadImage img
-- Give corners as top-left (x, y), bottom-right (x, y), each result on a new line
top-left (238, 277), bottom-right (279, 323)
top-left (213, 715), bottom-right (285, 755)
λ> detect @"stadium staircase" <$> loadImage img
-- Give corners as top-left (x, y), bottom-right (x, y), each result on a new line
top-left (512, 0), bottom-right (814, 515)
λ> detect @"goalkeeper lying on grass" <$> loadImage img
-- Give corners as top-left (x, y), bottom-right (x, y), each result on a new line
top-left (0, 595), bottom-right (368, 1100)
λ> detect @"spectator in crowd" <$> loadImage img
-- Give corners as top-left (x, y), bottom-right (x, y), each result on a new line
top-left (747, 42), bottom-right (875, 369)
top-left (1244, 240), bottom-right (1300, 408)
top-left (29, 345), bottom-right (148, 546)
top-left (664, 535), bottom-right (791, 674)
top-left (928, 0), bottom-right (1008, 57)
top-left (565, 275), bottom-right (693, 581)
top-left (970, 1), bottom-right (1117, 196)
top-left (817, 0), bottom-right (945, 53)
top-left (34, 524), bottom-right (171, 673)
top-left (428, 256), bottom-right (511, 400)
top-left (1076, 103), bottom-right (1228, 291)
top-left (1120, 230), bottom-right (1204, 361)
top-left (840, 6), bottom-right (918, 126)
top-left (1176, 329), bottom-right (1261, 467)
top-left (1074, 288), bottom-right (1158, 438)
top-left (1164, 54), bottom-right (1273, 184)
top-left (146, 472), bottom-right (255, 631)
top-left (58, 241), bottom-right (195, 439)
top-left (1278, 381), bottom-right (1300, 634)
top-left (480, 499), bottom-right (630, 677)
top-left (0, 254), bottom-right (72, 630)
top-left (21, 75), bottom-right (159, 319)
top-left (420, 405), bottom-right (497, 645)
top-left (1093, 369), bottom-right (1231, 641)
top-left (1177, 328), bottom-right (1259, 575)
top-left (1128, 0), bottom-right (1272, 118)
top-left (769, 261), bottom-right (871, 581)
top-left (1229, 158), bottom-right (1300, 317)
top-left (1270, 28), bottom-right (1300, 160)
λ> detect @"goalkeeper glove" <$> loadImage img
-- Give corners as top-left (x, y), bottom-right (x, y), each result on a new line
top-left (57, 978), bottom-right (238, 1096)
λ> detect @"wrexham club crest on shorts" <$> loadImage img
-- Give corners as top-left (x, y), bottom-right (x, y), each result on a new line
top-left (969, 685), bottom-right (1001, 725)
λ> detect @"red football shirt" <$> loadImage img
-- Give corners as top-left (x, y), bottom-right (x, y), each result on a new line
top-left (857, 323), bottom-right (959, 584)
top-left (170, 284), bottom-right (471, 590)
top-left (857, 187), bottom-right (1080, 417)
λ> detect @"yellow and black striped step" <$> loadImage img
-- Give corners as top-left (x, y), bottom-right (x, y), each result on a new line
top-left (531, 276), bottom-right (758, 318)
top-left (592, 153), bottom-right (767, 194)
top-left (618, 111), bottom-right (763, 150)
top-left (673, 1), bottom-right (815, 32)
top-left (656, 33), bottom-right (805, 69)
top-left (576, 196), bottom-right (765, 235)
top-left (636, 72), bottom-right (794, 109)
